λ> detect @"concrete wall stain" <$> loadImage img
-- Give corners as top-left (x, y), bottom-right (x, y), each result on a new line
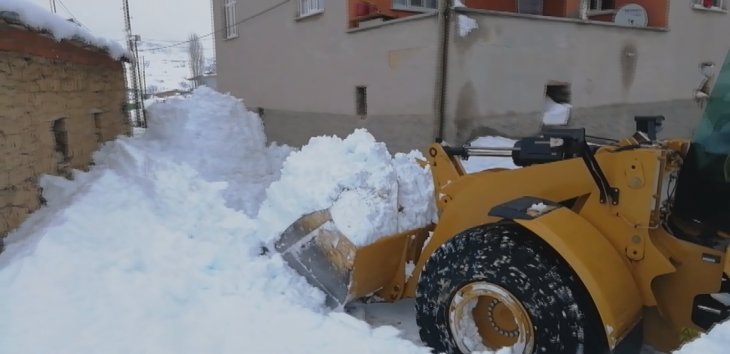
top-left (621, 42), bottom-right (639, 91)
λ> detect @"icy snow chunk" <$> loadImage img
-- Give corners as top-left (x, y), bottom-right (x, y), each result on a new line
top-left (394, 151), bottom-right (438, 231)
top-left (531, 202), bottom-right (548, 212)
top-left (405, 261), bottom-right (416, 281)
top-left (0, 0), bottom-right (128, 59)
top-left (542, 96), bottom-right (572, 125)
top-left (257, 129), bottom-right (436, 247)
top-left (453, 0), bottom-right (479, 38)
top-left (144, 87), bottom-right (294, 216)
top-left (457, 14), bottom-right (479, 38)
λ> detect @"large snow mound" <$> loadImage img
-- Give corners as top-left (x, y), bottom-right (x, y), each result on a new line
top-left (0, 87), bottom-right (431, 354)
top-left (143, 87), bottom-right (292, 217)
top-left (0, 0), bottom-right (128, 59)
top-left (257, 129), bottom-right (437, 247)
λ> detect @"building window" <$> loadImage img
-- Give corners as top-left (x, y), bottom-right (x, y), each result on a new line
top-left (543, 83), bottom-right (572, 126)
top-left (356, 86), bottom-right (367, 116)
top-left (393, 0), bottom-right (438, 11)
top-left (694, 0), bottom-right (727, 9)
top-left (589, 0), bottom-right (615, 11)
top-left (92, 112), bottom-right (104, 143)
top-left (224, 0), bottom-right (238, 39)
top-left (51, 118), bottom-right (71, 177)
top-left (299, 0), bottom-right (324, 17)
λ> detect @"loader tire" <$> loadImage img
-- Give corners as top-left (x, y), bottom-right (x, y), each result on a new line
top-left (415, 222), bottom-right (606, 354)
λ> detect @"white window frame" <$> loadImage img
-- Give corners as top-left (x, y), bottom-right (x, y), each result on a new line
top-left (224, 0), bottom-right (238, 39)
top-left (392, 0), bottom-right (438, 12)
top-left (299, 0), bottom-right (324, 18)
top-left (588, 0), bottom-right (615, 13)
top-left (693, 0), bottom-right (727, 11)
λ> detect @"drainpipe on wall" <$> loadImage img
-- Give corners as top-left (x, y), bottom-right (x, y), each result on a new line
top-left (433, 0), bottom-right (452, 142)
top-left (579, 0), bottom-right (589, 20)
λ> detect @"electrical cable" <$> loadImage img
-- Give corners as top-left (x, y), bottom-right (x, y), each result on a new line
top-left (56, 0), bottom-right (92, 32)
top-left (139, 0), bottom-right (291, 52)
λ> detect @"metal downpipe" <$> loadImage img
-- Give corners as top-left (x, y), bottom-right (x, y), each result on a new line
top-left (434, 0), bottom-right (452, 142)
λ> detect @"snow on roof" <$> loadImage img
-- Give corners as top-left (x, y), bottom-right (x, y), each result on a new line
top-left (0, 0), bottom-right (129, 60)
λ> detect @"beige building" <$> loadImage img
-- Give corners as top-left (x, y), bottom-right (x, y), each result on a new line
top-left (0, 13), bottom-right (130, 244)
top-left (213, 0), bottom-right (730, 153)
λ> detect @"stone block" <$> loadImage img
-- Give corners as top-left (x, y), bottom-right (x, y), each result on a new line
top-left (6, 165), bottom-right (34, 186)
top-left (0, 206), bottom-right (30, 232)
top-left (0, 134), bottom-right (23, 151)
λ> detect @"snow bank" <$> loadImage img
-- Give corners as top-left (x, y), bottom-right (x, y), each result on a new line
top-left (0, 87), bottom-right (430, 354)
top-left (0, 0), bottom-right (128, 59)
top-left (674, 321), bottom-right (730, 353)
top-left (144, 87), bottom-right (291, 216)
top-left (257, 129), bottom-right (436, 247)
top-left (542, 96), bottom-right (572, 125)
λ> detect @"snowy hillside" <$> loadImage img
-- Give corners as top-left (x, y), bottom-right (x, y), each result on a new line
top-left (0, 88), bottom-right (727, 354)
top-left (135, 39), bottom-right (216, 93)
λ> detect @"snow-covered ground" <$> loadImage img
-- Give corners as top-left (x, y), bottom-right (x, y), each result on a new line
top-left (0, 88), bottom-right (727, 354)
top-left (138, 39), bottom-right (216, 94)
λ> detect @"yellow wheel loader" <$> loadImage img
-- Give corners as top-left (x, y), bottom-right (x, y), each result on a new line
top-left (274, 50), bottom-right (730, 354)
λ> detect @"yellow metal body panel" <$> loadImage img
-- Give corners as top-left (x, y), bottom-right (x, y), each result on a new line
top-left (398, 142), bottom-right (726, 350)
top-left (514, 208), bottom-right (643, 349)
top-left (405, 145), bottom-right (670, 301)
top-left (349, 227), bottom-right (431, 301)
top-left (642, 227), bottom-right (725, 352)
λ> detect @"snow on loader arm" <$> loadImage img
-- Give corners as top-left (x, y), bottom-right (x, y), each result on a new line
top-left (274, 208), bottom-right (433, 309)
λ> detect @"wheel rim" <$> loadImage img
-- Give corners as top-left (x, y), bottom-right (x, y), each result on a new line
top-left (448, 282), bottom-right (535, 353)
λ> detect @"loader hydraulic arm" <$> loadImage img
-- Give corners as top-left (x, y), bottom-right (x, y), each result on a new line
top-left (440, 128), bottom-right (621, 205)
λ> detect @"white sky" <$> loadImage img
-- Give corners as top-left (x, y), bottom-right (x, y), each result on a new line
top-left (28, 0), bottom-right (214, 44)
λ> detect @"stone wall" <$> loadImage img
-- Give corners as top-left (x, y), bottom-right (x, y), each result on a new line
top-left (0, 24), bottom-right (130, 243)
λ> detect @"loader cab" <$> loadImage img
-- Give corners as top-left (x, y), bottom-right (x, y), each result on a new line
top-left (669, 50), bottom-right (730, 247)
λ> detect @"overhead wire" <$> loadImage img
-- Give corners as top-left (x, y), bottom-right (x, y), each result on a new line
top-left (138, 0), bottom-right (291, 52)
top-left (56, 0), bottom-right (92, 32)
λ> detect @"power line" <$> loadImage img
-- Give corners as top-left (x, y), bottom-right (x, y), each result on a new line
top-left (138, 0), bottom-right (291, 52)
top-left (116, 37), bottom-right (215, 44)
top-left (56, 0), bottom-right (92, 32)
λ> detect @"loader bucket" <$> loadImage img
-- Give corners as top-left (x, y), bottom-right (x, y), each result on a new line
top-left (275, 209), bottom-right (432, 309)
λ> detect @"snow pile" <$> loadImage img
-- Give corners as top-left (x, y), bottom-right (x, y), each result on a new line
top-left (542, 96), bottom-right (572, 125)
top-left (144, 87), bottom-right (292, 216)
top-left (474, 349), bottom-right (513, 354)
top-left (0, 88), bottom-right (431, 354)
top-left (453, 0), bottom-right (479, 38)
top-left (462, 136), bottom-right (519, 173)
top-left (257, 129), bottom-right (437, 247)
top-left (674, 322), bottom-right (730, 353)
top-left (0, 0), bottom-right (128, 59)
top-left (457, 14), bottom-right (479, 37)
